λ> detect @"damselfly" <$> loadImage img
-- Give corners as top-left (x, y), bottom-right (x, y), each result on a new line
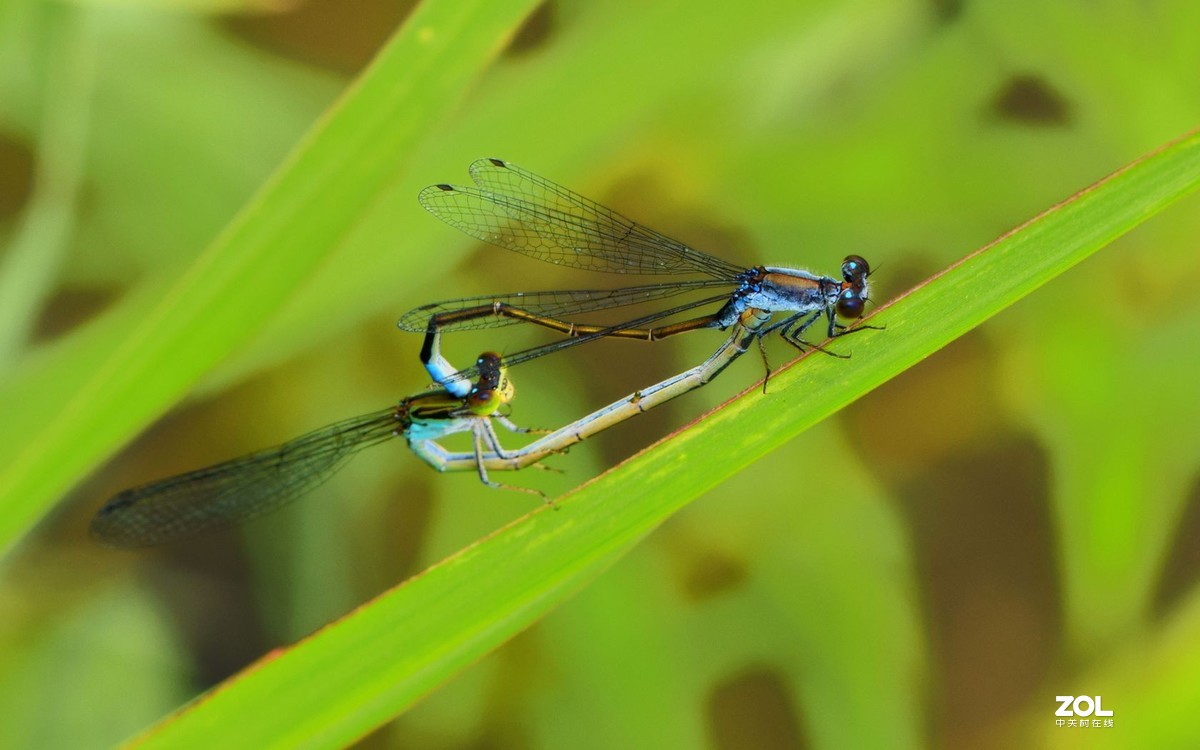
top-left (422, 309), bottom-right (771, 474)
top-left (90, 353), bottom-right (543, 547)
top-left (398, 158), bottom-right (878, 396)
top-left (92, 309), bottom-right (769, 547)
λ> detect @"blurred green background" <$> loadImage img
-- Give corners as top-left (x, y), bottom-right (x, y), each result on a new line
top-left (2, 0), bottom-right (1199, 747)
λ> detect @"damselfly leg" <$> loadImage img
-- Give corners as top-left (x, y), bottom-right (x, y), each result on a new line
top-left (400, 159), bottom-right (877, 394)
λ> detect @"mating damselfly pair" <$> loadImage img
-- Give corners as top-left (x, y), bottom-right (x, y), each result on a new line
top-left (91, 159), bottom-right (878, 547)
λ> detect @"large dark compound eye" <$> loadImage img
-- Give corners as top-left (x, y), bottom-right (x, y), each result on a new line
top-left (842, 255), bottom-right (869, 284)
top-left (475, 351), bottom-right (504, 389)
top-left (466, 386), bottom-right (498, 414)
top-left (836, 288), bottom-right (864, 319)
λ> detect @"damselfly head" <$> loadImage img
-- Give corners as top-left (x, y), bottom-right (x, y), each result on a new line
top-left (467, 351), bottom-right (515, 416)
top-left (466, 387), bottom-right (497, 415)
top-left (835, 288), bottom-right (865, 319)
top-left (474, 352), bottom-right (505, 390)
top-left (841, 255), bottom-right (870, 285)
top-left (465, 381), bottom-right (516, 416)
top-left (835, 255), bottom-right (871, 319)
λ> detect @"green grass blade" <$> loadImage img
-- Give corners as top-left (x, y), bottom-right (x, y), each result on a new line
top-left (129, 130), bottom-right (1200, 748)
top-left (0, 6), bottom-right (94, 364)
top-left (0, 0), bottom-right (542, 554)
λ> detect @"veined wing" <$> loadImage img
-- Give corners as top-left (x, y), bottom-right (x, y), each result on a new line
top-left (447, 291), bottom-right (736, 381)
top-left (90, 409), bottom-right (398, 547)
top-left (396, 279), bottom-right (734, 333)
top-left (419, 158), bottom-right (746, 279)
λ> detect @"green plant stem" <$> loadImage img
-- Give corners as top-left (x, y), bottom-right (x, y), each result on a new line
top-left (130, 128), bottom-right (1200, 748)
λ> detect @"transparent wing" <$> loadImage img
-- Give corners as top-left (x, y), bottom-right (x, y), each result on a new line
top-left (448, 291), bottom-right (735, 381)
top-left (418, 158), bottom-right (746, 279)
top-left (396, 279), bottom-right (734, 333)
top-left (90, 409), bottom-right (398, 547)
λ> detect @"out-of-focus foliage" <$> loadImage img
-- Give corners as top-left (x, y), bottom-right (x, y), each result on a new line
top-left (1, 0), bottom-right (1199, 747)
